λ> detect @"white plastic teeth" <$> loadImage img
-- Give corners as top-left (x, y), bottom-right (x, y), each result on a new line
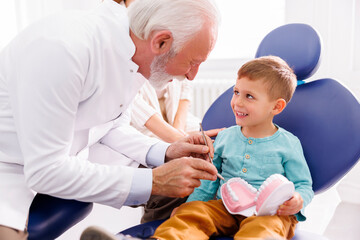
top-left (256, 174), bottom-right (285, 199)
top-left (226, 183), bottom-right (239, 202)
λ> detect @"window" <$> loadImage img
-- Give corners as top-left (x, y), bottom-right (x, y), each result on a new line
top-left (0, 0), bottom-right (101, 50)
top-left (0, 1), bottom-right (17, 50)
top-left (210, 0), bottom-right (286, 60)
top-left (197, 0), bottom-right (286, 79)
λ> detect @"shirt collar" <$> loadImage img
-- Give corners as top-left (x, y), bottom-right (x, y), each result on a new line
top-left (236, 124), bottom-right (282, 143)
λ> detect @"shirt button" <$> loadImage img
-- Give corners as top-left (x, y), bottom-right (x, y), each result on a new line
top-left (248, 140), bottom-right (253, 144)
top-left (120, 104), bottom-right (123, 108)
top-left (245, 154), bottom-right (250, 159)
top-left (242, 168), bottom-right (247, 173)
top-left (130, 69), bottom-right (134, 73)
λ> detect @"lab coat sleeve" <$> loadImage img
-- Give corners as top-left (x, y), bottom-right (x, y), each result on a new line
top-left (10, 38), bottom-right (146, 208)
top-left (102, 107), bottom-right (166, 167)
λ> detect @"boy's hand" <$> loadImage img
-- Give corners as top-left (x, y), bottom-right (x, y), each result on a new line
top-left (277, 192), bottom-right (303, 216)
top-left (204, 128), bottom-right (225, 138)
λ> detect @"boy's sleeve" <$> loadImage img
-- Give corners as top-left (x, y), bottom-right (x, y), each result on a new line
top-left (186, 178), bottom-right (220, 202)
top-left (284, 139), bottom-right (314, 221)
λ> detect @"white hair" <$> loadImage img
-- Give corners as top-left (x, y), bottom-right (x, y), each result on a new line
top-left (127, 0), bottom-right (220, 53)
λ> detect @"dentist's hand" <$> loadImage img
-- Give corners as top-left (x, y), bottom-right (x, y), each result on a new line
top-left (151, 157), bottom-right (217, 198)
top-left (165, 132), bottom-right (214, 163)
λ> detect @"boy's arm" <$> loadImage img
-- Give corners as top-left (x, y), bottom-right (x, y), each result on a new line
top-left (283, 140), bottom-right (314, 221)
top-left (186, 178), bottom-right (220, 202)
top-left (186, 142), bottom-right (223, 202)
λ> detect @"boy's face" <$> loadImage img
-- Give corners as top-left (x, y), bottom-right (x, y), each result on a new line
top-left (230, 77), bottom-right (278, 130)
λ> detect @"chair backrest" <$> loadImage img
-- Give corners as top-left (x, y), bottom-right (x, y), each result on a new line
top-left (255, 23), bottom-right (321, 81)
top-left (202, 23), bottom-right (360, 193)
top-left (202, 23), bottom-right (322, 132)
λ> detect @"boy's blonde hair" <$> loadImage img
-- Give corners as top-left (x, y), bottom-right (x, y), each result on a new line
top-left (237, 56), bottom-right (297, 103)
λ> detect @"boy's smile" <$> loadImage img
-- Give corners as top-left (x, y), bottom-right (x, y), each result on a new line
top-left (234, 111), bottom-right (248, 119)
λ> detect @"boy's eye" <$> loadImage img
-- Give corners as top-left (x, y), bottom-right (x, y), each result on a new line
top-left (233, 90), bottom-right (239, 95)
top-left (246, 94), bottom-right (254, 99)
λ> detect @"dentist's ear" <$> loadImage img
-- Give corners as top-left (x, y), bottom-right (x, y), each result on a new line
top-left (272, 98), bottom-right (287, 115)
top-left (150, 30), bottom-right (174, 55)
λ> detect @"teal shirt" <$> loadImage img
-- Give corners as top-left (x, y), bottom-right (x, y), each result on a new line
top-left (187, 125), bottom-right (314, 221)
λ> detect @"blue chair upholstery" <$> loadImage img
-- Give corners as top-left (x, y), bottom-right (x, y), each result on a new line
top-left (27, 194), bottom-right (93, 239)
top-left (255, 23), bottom-right (321, 81)
top-left (119, 23), bottom-right (360, 239)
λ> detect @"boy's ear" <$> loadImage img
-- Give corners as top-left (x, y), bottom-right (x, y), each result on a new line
top-left (272, 98), bottom-right (287, 115)
top-left (150, 30), bottom-right (173, 55)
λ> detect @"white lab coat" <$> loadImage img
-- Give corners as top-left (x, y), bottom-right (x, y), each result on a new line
top-left (0, 0), bottom-right (159, 230)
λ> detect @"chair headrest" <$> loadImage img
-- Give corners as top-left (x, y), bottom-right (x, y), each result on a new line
top-left (256, 23), bottom-right (321, 81)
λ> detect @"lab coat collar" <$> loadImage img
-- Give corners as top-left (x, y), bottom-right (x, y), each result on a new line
top-left (101, 0), bottom-right (139, 73)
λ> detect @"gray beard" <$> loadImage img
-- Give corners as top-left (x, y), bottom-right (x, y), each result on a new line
top-left (148, 49), bottom-right (183, 90)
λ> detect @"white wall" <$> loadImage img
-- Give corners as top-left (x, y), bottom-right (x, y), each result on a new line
top-left (285, 0), bottom-right (360, 99)
top-left (193, 0), bottom-right (360, 119)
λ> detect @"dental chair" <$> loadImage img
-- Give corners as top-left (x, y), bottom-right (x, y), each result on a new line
top-left (119, 23), bottom-right (360, 239)
top-left (27, 194), bottom-right (93, 240)
top-left (27, 23), bottom-right (360, 240)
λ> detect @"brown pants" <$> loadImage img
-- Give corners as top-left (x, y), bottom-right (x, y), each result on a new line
top-left (0, 225), bottom-right (28, 240)
top-left (136, 165), bottom-right (188, 224)
top-left (141, 195), bottom-right (187, 223)
top-left (153, 199), bottom-right (298, 240)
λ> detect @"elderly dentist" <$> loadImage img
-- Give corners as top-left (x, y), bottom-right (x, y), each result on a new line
top-left (0, 0), bottom-right (220, 239)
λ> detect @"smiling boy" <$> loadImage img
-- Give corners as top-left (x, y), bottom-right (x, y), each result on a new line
top-left (151, 56), bottom-right (314, 240)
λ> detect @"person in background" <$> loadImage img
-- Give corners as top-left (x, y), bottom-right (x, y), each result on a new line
top-left (151, 56), bottom-right (314, 240)
top-left (131, 79), bottom-right (200, 143)
top-left (0, 0), bottom-right (220, 239)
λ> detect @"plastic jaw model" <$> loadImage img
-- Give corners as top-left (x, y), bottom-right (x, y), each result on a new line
top-left (220, 174), bottom-right (295, 216)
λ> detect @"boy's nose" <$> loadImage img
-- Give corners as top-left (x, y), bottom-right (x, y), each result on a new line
top-left (235, 98), bottom-right (244, 106)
